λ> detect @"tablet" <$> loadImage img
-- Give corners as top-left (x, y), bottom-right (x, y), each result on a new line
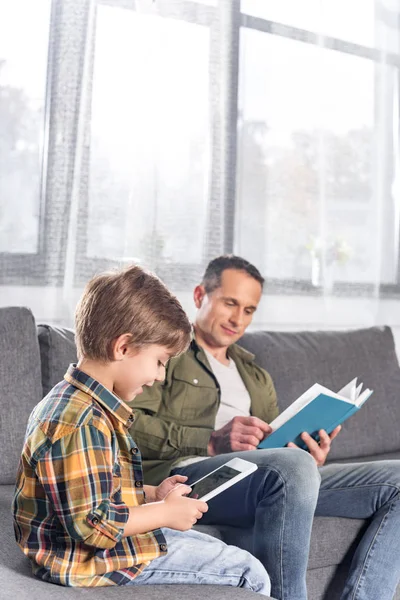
top-left (187, 457), bottom-right (258, 502)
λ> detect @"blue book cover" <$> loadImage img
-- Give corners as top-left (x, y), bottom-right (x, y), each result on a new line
top-left (258, 381), bottom-right (373, 450)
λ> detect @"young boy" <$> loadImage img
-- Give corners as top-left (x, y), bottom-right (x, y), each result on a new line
top-left (13, 265), bottom-right (271, 595)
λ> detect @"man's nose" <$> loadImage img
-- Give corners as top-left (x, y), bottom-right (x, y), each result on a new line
top-left (229, 308), bottom-right (244, 327)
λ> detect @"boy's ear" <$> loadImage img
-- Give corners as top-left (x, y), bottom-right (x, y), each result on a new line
top-left (112, 333), bottom-right (134, 361)
top-left (193, 285), bottom-right (206, 309)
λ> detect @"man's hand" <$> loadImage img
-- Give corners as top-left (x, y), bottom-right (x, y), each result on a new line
top-left (287, 426), bottom-right (341, 466)
top-left (208, 416), bottom-right (272, 456)
top-left (153, 475), bottom-right (188, 502)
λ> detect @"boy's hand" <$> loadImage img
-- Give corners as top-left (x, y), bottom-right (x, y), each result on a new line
top-left (163, 484), bottom-right (208, 531)
top-left (154, 475), bottom-right (188, 501)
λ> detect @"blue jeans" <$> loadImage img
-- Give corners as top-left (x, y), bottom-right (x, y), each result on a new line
top-left (129, 527), bottom-right (272, 596)
top-left (172, 449), bottom-right (400, 600)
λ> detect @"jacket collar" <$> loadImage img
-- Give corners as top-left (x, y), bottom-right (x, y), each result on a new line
top-left (191, 337), bottom-right (255, 365)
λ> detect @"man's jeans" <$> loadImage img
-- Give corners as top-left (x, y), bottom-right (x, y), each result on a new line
top-left (129, 527), bottom-right (272, 596)
top-left (172, 449), bottom-right (400, 600)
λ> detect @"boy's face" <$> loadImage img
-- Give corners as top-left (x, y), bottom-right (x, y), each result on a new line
top-left (113, 344), bottom-right (170, 402)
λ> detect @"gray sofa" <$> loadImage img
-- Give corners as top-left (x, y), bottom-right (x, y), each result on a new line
top-left (1, 307), bottom-right (400, 599)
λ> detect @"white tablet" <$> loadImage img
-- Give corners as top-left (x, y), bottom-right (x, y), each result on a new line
top-left (187, 457), bottom-right (258, 502)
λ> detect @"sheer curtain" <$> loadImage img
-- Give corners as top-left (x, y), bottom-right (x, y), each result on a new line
top-left (1, 0), bottom-right (400, 346)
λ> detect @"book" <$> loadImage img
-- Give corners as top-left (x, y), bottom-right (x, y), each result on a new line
top-left (257, 378), bottom-right (373, 450)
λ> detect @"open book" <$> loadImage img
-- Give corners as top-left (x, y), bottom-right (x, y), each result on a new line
top-left (257, 378), bottom-right (373, 450)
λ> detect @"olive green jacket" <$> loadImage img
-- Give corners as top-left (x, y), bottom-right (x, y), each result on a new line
top-left (129, 340), bottom-right (279, 484)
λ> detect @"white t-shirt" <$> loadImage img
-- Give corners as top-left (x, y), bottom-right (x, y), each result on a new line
top-left (204, 350), bottom-right (251, 430)
top-left (175, 350), bottom-right (251, 468)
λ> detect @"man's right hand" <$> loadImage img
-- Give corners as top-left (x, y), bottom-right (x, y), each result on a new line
top-left (207, 416), bottom-right (272, 455)
top-left (163, 484), bottom-right (208, 531)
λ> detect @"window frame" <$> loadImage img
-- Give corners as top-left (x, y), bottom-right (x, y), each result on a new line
top-left (2, 0), bottom-right (400, 298)
top-left (0, 0), bottom-right (56, 285)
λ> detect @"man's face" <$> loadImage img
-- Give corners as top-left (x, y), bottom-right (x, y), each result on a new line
top-left (194, 269), bottom-right (262, 349)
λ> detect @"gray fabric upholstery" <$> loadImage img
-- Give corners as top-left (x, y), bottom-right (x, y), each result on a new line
top-left (0, 307), bottom-right (43, 484)
top-left (306, 565), bottom-right (349, 600)
top-left (37, 324), bottom-right (77, 395)
top-left (307, 565), bottom-right (400, 600)
top-left (199, 516), bottom-right (367, 571)
top-left (239, 327), bottom-right (400, 460)
top-left (328, 450), bottom-right (400, 464)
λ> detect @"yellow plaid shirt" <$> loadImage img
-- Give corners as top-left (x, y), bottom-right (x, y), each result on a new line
top-left (13, 364), bottom-right (167, 587)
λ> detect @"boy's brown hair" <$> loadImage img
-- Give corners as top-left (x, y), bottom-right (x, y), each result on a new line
top-left (75, 264), bottom-right (191, 361)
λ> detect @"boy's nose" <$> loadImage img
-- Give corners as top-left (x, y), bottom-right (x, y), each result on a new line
top-left (156, 366), bottom-right (166, 381)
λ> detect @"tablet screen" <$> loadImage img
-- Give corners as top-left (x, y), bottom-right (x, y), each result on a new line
top-left (188, 465), bottom-right (241, 499)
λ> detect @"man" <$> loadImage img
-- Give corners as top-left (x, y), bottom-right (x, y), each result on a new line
top-left (130, 255), bottom-right (400, 600)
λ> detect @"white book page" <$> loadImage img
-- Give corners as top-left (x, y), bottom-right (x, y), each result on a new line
top-left (337, 378), bottom-right (358, 400)
top-left (355, 388), bottom-right (372, 407)
top-left (269, 383), bottom-right (342, 431)
top-left (269, 381), bottom-right (357, 432)
top-left (337, 378), bottom-right (369, 405)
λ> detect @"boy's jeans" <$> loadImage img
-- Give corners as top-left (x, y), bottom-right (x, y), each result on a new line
top-left (173, 448), bottom-right (400, 600)
top-left (129, 527), bottom-right (272, 597)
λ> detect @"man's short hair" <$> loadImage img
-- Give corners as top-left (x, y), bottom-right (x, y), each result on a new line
top-left (75, 264), bottom-right (191, 361)
top-left (201, 255), bottom-right (264, 294)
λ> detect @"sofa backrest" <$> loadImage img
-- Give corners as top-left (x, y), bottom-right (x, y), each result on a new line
top-left (3, 312), bottom-right (399, 482)
top-left (37, 324), bottom-right (76, 396)
top-left (239, 327), bottom-right (400, 460)
top-left (0, 307), bottom-right (43, 484)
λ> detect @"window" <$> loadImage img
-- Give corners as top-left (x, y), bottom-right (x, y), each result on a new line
top-left (2, 0), bottom-right (400, 300)
top-left (0, 0), bottom-right (51, 255)
top-left (235, 0), bottom-right (400, 293)
top-left (88, 4), bottom-right (210, 268)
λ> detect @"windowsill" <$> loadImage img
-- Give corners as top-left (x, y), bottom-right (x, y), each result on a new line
top-left (3, 284), bottom-right (400, 359)
top-left (2, 281), bottom-right (400, 333)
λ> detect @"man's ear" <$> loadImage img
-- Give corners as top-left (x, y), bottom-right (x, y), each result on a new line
top-left (193, 285), bottom-right (206, 309)
top-left (111, 333), bottom-right (134, 361)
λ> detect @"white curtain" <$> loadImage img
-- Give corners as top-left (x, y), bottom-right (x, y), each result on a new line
top-left (1, 0), bottom-right (400, 345)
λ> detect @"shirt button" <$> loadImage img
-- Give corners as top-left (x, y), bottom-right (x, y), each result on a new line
top-left (135, 480), bottom-right (143, 488)
top-left (193, 378), bottom-right (198, 385)
top-left (127, 414), bottom-right (135, 424)
top-left (131, 447), bottom-right (139, 455)
top-left (160, 543), bottom-right (167, 552)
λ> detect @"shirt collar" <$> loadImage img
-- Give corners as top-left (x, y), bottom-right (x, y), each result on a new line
top-left (191, 337), bottom-right (255, 364)
top-left (64, 364), bottom-right (135, 427)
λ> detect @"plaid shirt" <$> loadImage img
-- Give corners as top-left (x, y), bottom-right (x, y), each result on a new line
top-left (13, 364), bottom-right (167, 587)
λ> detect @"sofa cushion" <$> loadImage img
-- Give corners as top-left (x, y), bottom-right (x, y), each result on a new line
top-left (239, 327), bottom-right (400, 460)
top-left (0, 307), bottom-right (43, 484)
top-left (328, 449), bottom-right (400, 464)
top-left (208, 515), bottom-right (366, 572)
top-left (37, 324), bottom-right (77, 395)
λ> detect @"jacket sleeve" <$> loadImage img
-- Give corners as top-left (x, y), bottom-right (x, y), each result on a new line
top-left (129, 380), bottom-right (212, 461)
top-left (249, 362), bottom-right (280, 423)
top-left (264, 369), bottom-right (280, 421)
